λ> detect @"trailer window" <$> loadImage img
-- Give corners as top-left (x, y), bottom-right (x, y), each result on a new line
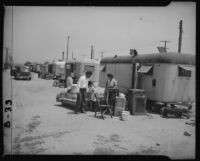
top-left (137, 65), bottom-right (153, 76)
top-left (85, 65), bottom-right (95, 73)
top-left (178, 65), bottom-right (192, 77)
top-left (145, 66), bottom-right (153, 75)
top-left (100, 65), bottom-right (106, 72)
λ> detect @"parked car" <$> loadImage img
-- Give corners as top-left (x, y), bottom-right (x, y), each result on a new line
top-left (14, 65), bottom-right (32, 80)
top-left (10, 66), bottom-right (17, 76)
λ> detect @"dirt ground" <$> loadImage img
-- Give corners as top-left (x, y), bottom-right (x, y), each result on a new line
top-left (3, 70), bottom-right (195, 159)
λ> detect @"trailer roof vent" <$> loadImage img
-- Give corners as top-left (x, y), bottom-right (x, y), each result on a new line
top-left (130, 49), bottom-right (138, 56)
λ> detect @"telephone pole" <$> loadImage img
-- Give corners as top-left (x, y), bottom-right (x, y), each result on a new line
top-left (62, 51), bottom-right (64, 61)
top-left (72, 52), bottom-right (74, 59)
top-left (178, 20), bottom-right (183, 53)
top-left (66, 36), bottom-right (70, 60)
top-left (160, 40), bottom-right (171, 50)
top-left (91, 45), bottom-right (94, 59)
top-left (100, 51), bottom-right (104, 59)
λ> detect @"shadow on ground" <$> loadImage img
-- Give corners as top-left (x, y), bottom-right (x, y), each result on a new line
top-left (54, 103), bottom-right (75, 111)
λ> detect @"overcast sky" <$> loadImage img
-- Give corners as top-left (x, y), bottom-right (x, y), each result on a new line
top-left (3, 2), bottom-right (196, 64)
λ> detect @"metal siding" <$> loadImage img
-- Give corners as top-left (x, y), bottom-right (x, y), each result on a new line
top-left (98, 63), bottom-right (133, 93)
top-left (155, 64), bottom-right (174, 102)
top-left (141, 63), bottom-right (195, 102)
top-left (141, 74), bottom-right (154, 100)
top-left (163, 65), bottom-right (177, 102)
top-left (115, 64), bottom-right (133, 93)
top-left (172, 67), bottom-right (195, 102)
top-left (106, 64), bottom-right (115, 76)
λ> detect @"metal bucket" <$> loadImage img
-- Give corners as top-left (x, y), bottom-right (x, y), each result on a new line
top-left (121, 111), bottom-right (130, 121)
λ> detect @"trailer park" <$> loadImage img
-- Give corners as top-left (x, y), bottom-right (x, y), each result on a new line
top-left (3, 48), bottom-right (195, 158)
top-left (3, 4), bottom-right (196, 159)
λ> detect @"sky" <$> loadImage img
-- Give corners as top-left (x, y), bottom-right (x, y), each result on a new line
top-left (3, 2), bottom-right (196, 64)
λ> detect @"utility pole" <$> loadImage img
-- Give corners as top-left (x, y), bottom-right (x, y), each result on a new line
top-left (160, 40), bottom-right (171, 51)
top-left (72, 52), bottom-right (74, 59)
top-left (100, 51), bottom-right (104, 59)
top-left (62, 51), bottom-right (64, 61)
top-left (178, 20), bottom-right (183, 53)
top-left (66, 36), bottom-right (70, 60)
top-left (91, 45), bottom-right (94, 59)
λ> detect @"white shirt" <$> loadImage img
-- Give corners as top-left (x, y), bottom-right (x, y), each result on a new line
top-left (77, 75), bottom-right (89, 90)
top-left (106, 78), bottom-right (117, 88)
top-left (66, 76), bottom-right (73, 88)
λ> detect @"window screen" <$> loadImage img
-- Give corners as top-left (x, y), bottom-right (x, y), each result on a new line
top-left (178, 66), bottom-right (191, 77)
top-left (84, 65), bottom-right (95, 73)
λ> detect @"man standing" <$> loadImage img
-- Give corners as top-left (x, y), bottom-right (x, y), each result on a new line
top-left (75, 70), bottom-right (93, 114)
top-left (105, 73), bottom-right (118, 91)
top-left (105, 73), bottom-right (118, 106)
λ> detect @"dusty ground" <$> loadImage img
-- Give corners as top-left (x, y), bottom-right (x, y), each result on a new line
top-left (3, 70), bottom-right (195, 159)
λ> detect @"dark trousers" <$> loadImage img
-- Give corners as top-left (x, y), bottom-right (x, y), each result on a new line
top-left (75, 88), bottom-right (86, 112)
top-left (88, 100), bottom-right (95, 111)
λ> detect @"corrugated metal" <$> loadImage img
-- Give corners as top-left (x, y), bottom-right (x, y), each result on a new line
top-left (137, 66), bottom-right (152, 73)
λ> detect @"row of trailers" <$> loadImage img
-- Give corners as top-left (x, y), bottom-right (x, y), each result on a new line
top-left (30, 58), bottom-right (100, 87)
top-left (32, 51), bottom-right (195, 109)
top-left (30, 61), bottom-right (66, 80)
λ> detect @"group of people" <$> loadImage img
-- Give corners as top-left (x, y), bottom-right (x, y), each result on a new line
top-left (66, 70), bottom-right (118, 114)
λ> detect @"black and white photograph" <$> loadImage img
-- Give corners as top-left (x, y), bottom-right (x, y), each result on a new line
top-left (2, 2), bottom-right (196, 159)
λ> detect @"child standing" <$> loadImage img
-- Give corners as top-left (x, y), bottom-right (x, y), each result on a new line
top-left (87, 81), bottom-right (96, 111)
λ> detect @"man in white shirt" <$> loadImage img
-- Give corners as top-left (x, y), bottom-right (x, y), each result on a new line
top-left (75, 70), bottom-right (93, 114)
